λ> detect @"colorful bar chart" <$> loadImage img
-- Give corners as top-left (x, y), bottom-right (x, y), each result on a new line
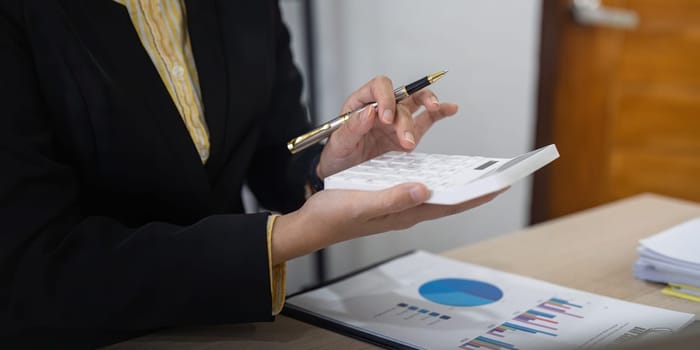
top-left (461, 297), bottom-right (586, 349)
top-left (513, 309), bottom-right (559, 330)
top-left (537, 297), bottom-right (583, 318)
top-left (486, 322), bottom-right (557, 338)
top-left (460, 336), bottom-right (518, 350)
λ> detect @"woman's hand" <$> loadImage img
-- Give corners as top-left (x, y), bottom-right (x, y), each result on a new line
top-left (317, 75), bottom-right (459, 179)
top-left (270, 184), bottom-right (506, 265)
top-left (270, 74), bottom-right (505, 266)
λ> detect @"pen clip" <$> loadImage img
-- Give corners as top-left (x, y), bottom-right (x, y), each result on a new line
top-left (287, 113), bottom-right (351, 154)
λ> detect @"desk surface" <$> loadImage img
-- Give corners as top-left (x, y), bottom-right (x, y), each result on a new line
top-left (108, 193), bottom-right (700, 349)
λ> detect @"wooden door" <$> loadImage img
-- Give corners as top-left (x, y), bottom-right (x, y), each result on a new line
top-left (531, 0), bottom-right (700, 223)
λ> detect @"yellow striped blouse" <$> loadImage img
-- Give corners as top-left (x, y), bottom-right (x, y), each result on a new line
top-left (114, 0), bottom-right (209, 163)
top-left (113, 0), bottom-right (286, 315)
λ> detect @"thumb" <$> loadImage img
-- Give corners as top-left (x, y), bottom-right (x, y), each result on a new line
top-left (328, 105), bottom-right (375, 152)
top-left (360, 183), bottom-right (430, 219)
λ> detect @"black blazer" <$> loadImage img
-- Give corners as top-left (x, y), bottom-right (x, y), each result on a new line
top-left (0, 0), bottom-right (319, 347)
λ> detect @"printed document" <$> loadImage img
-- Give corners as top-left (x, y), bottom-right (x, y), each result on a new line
top-left (286, 251), bottom-right (694, 350)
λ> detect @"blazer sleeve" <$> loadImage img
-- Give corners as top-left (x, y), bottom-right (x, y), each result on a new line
top-left (0, 4), bottom-right (275, 334)
top-left (245, 2), bottom-right (323, 214)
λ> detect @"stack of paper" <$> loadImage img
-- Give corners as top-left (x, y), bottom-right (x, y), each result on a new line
top-left (634, 217), bottom-right (700, 302)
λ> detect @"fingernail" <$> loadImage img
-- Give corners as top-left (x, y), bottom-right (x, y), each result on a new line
top-left (404, 131), bottom-right (415, 144)
top-left (431, 96), bottom-right (439, 106)
top-left (409, 185), bottom-right (428, 202)
top-left (382, 109), bottom-right (394, 123)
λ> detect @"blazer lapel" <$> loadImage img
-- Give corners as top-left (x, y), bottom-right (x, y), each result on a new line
top-left (184, 0), bottom-right (228, 180)
top-left (57, 0), bottom-right (210, 184)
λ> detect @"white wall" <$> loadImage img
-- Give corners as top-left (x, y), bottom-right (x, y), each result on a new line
top-left (281, 0), bottom-right (542, 291)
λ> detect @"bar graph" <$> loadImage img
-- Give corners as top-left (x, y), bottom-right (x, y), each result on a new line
top-left (513, 309), bottom-right (559, 331)
top-left (461, 297), bottom-right (586, 350)
top-left (460, 336), bottom-right (517, 350)
top-left (537, 297), bottom-right (583, 318)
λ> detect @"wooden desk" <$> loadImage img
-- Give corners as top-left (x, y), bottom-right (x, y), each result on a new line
top-left (444, 193), bottom-right (700, 318)
top-left (107, 194), bottom-right (700, 349)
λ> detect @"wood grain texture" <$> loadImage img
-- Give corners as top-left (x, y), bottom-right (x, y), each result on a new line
top-left (533, 0), bottom-right (700, 221)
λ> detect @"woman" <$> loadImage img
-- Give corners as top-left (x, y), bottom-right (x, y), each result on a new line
top-left (0, 0), bottom-right (502, 347)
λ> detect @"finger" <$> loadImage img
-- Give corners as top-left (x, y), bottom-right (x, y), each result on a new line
top-left (355, 183), bottom-right (430, 220)
top-left (394, 104), bottom-right (417, 150)
top-left (328, 104), bottom-right (376, 153)
top-left (412, 103), bottom-right (459, 143)
top-left (369, 187), bottom-right (507, 232)
top-left (399, 88), bottom-right (440, 114)
top-left (342, 75), bottom-right (396, 125)
top-left (416, 187), bottom-right (507, 221)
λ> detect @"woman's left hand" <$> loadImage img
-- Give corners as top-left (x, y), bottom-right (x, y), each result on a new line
top-left (316, 75), bottom-right (458, 180)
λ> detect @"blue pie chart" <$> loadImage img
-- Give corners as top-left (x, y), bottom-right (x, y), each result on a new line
top-left (419, 278), bottom-right (503, 307)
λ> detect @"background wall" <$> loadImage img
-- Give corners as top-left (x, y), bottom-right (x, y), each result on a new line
top-left (280, 0), bottom-right (543, 293)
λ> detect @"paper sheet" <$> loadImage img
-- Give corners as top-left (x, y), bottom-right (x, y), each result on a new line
top-left (287, 251), bottom-right (694, 350)
top-left (639, 217), bottom-right (700, 266)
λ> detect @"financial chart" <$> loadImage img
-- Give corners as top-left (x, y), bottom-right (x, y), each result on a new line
top-left (286, 251), bottom-right (693, 350)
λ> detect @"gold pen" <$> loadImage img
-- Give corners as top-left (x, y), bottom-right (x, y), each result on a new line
top-left (287, 70), bottom-right (448, 154)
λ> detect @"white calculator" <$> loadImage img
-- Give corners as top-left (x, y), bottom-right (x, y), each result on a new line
top-left (324, 144), bottom-right (559, 205)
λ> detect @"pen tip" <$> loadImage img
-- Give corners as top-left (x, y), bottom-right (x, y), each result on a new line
top-left (428, 70), bottom-right (448, 83)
